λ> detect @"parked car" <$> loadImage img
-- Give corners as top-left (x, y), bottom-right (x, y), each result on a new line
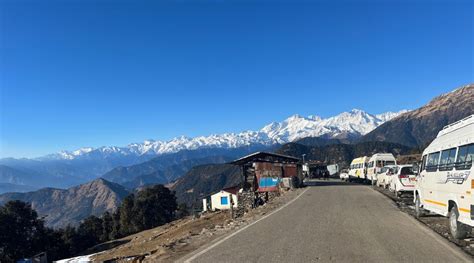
top-left (339, 169), bottom-right (349, 181)
top-left (389, 165), bottom-right (416, 197)
top-left (414, 115), bottom-right (474, 239)
top-left (375, 165), bottom-right (398, 188)
top-left (366, 153), bottom-right (397, 185)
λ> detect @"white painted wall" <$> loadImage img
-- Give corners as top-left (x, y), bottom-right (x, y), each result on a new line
top-left (211, 191), bottom-right (238, 211)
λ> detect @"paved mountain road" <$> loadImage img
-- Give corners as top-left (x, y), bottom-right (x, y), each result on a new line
top-left (180, 180), bottom-right (472, 263)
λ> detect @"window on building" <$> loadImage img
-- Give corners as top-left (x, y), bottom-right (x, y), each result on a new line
top-left (456, 143), bottom-right (474, 170)
top-left (220, 196), bottom-right (229, 205)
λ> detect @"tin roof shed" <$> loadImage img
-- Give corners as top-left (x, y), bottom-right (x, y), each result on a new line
top-left (230, 151), bottom-right (300, 165)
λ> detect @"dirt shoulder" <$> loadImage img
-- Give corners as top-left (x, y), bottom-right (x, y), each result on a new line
top-left (89, 188), bottom-right (304, 262)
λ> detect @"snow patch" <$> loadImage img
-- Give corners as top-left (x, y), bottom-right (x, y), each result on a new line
top-left (56, 254), bottom-right (94, 263)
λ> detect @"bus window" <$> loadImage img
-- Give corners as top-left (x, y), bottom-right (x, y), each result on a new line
top-left (421, 155), bottom-right (427, 171)
top-left (456, 143), bottom-right (474, 170)
top-left (376, 161), bottom-right (383, 168)
top-left (439, 148), bottom-right (456, 171)
top-left (426, 152), bottom-right (440, 172)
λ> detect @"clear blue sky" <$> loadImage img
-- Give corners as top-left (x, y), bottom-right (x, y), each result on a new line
top-left (0, 0), bottom-right (472, 158)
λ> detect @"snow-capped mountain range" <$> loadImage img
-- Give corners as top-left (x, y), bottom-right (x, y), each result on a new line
top-left (40, 109), bottom-right (408, 161)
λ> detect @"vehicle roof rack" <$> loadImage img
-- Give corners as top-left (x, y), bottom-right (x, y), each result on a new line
top-left (437, 115), bottom-right (473, 137)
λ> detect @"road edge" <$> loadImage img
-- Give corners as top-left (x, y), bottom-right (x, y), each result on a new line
top-left (177, 187), bottom-right (309, 263)
top-left (370, 186), bottom-right (473, 262)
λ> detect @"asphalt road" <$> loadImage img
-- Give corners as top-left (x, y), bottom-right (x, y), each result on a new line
top-left (181, 180), bottom-right (472, 263)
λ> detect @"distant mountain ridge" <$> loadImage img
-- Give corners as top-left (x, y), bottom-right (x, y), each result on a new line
top-left (0, 109), bottom-right (404, 189)
top-left (36, 109), bottom-right (407, 161)
top-left (361, 84), bottom-right (473, 147)
top-left (0, 178), bottom-right (129, 228)
top-left (101, 145), bottom-right (275, 189)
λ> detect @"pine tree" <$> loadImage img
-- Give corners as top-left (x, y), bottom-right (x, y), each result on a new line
top-left (119, 194), bottom-right (136, 236)
top-left (78, 215), bottom-right (103, 246)
top-left (101, 212), bottom-right (114, 242)
top-left (132, 185), bottom-right (177, 231)
top-left (110, 211), bottom-right (121, 239)
top-left (0, 200), bottom-right (46, 263)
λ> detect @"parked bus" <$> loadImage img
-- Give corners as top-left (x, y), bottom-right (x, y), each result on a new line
top-left (348, 156), bottom-right (369, 182)
top-left (366, 153), bottom-right (397, 184)
top-left (414, 115), bottom-right (474, 239)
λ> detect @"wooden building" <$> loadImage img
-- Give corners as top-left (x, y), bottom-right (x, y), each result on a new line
top-left (230, 152), bottom-right (302, 192)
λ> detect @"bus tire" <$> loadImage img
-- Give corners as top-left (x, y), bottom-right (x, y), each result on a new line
top-left (449, 204), bottom-right (471, 239)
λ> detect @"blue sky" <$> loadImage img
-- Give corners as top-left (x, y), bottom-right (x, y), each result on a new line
top-left (0, 0), bottom-right (473, 158)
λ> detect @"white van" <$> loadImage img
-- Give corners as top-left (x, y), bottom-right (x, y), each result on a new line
top-left (366, 153), bottom-right (397, 184)
top-left (414, 115), bottom-right (474, 239)
top-left (348, 156), bottom-right (369, 182)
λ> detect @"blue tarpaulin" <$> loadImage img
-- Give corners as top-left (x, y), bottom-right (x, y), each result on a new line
top-left (258, 177), bottom-right (280, 192)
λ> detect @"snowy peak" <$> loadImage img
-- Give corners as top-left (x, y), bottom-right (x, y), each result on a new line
top-left (375, 110), bottom-right (409, 122)
top-left (38, 109), bottom-right (407, 160)
top-left (262, 109), bottom-right (408, 142)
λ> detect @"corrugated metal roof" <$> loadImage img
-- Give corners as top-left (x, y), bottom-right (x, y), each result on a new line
top-left (230, 151), bottom-right (300, 165)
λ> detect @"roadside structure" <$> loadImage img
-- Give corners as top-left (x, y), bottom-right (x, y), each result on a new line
top-left (230, 151), bottom-right (302, 192)
top-left (209, 186), bottom-right (239, 211)
top-left (230, 152), bottom-right (302, 216)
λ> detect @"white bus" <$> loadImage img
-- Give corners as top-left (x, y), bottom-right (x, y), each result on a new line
top-left (414, 115), bottom-right (474, 239)
top-left (348, 156), bottom-right (369, 182)
top-left (366, 153), bottom-right (397, 184)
